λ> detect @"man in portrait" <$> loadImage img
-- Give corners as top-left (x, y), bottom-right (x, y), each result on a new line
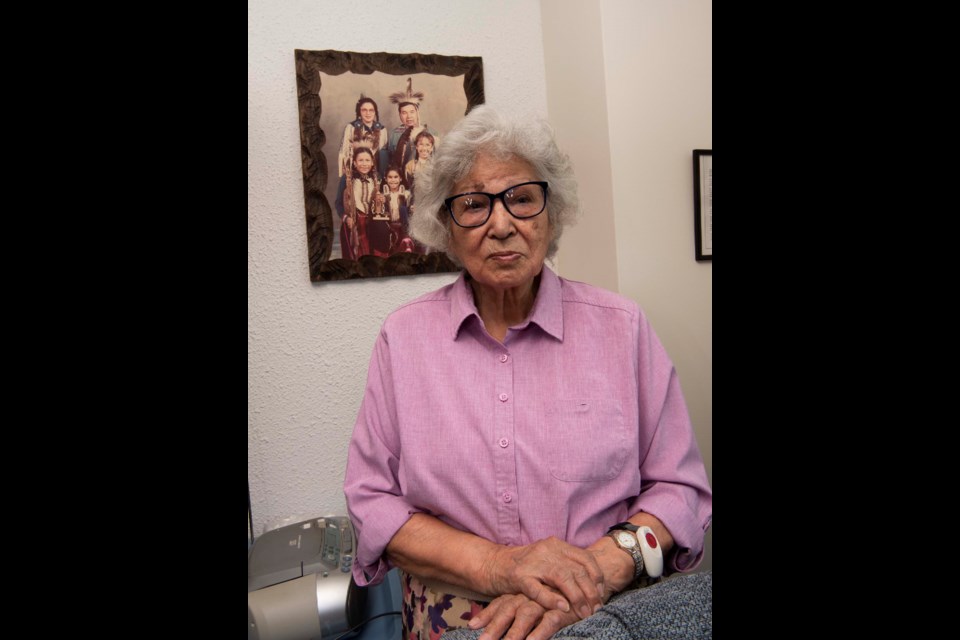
top-left (387, 77), bottom-right (439, 172)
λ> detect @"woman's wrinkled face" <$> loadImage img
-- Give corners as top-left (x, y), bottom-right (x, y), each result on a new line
top-left (386, 171), bottom-right (402, 190)
top-left (354, 152), bottom-right (374, 175)
top-left (448, 153), bottom-right (550, 293)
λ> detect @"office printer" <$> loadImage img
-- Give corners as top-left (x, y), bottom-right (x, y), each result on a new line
top-left (248, 515), bottom-right (367, 640)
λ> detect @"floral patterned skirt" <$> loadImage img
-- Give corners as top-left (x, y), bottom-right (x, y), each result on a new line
top-left (399, 570), bottom-right (490, 640)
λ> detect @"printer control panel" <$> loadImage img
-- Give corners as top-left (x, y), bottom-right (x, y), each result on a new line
top-left (320, 515), bottom-right (354, 574)
top-left (248, 515), bottom-right (356, 592)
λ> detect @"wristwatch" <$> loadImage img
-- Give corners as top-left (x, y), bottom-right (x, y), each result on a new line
top-left (606, 522), bottom-right (664, 579)
top-left (606, 523), bottom-right (644, 580)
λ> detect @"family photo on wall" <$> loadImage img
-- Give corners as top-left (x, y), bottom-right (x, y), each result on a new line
top-left (334, 78), bottom-right (436, 260)
top-left (294, 50), bottom-right (485, 282)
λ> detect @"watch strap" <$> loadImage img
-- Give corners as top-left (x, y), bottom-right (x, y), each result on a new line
top-left (607, 521), bottom-right (639, 534)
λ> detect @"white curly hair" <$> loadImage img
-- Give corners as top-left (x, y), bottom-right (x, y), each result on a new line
top-left (407, 105), bottom-right (581, 265)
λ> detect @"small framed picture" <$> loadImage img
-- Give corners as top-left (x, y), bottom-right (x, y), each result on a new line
top-left (693, 149), bottom-right (712, 261)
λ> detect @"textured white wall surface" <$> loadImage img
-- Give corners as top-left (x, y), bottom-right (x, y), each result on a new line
top-left (248, 0), bottom-right (550, 535)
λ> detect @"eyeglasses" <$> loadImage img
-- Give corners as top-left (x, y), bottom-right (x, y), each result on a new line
top-left (444, 181), bottom-right (548, 228)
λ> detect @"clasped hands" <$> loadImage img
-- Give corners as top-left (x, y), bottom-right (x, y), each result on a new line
top-left (471, 536), bottom-right (630, 640)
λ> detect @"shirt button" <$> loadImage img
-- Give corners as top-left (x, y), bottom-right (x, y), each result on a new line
top-left (502, 492), bottom-right (513, 503)
top-left (499, 393), bottom-right (509, 402)
top-left (499, 354), bottom-right (509, 363)
top-left (498, 437), bottom-right (509, 448)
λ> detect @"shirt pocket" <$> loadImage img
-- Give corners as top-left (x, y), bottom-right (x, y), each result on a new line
top-left (547, 399), bottom-right (627, 482)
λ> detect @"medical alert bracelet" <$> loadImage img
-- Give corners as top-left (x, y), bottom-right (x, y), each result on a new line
top-left (635, 525), bottom-right (663, 579)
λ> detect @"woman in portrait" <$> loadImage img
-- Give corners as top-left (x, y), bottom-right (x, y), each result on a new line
top-left (404, 129), bottom-right (436, 195)
top-left (338, 95), bottom-right (390, 177)
top-left (335, 144), bottom-right (384, 259)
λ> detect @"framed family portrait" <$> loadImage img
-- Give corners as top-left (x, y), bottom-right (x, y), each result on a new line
top-left (294, 49), bottom-right (485, 282)
top-left (693, 149), bottom-right (712, 261)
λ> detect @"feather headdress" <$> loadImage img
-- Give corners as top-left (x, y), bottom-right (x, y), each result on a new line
top-left (350, 138), bottom-right (376, 155)
top-left (389, 77), bottom-right (425, 108)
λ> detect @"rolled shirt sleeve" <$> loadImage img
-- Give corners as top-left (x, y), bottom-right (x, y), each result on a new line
top-left (627, 311), bottom-right (712, 573)
top-left (343, 330), bottom-right (422, 586)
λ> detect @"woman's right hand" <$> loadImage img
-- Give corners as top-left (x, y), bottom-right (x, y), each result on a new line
top-left (483, 536), bottom-right (605, 621)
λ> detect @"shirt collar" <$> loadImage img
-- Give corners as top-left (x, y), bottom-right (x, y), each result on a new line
top-left (449, 264), bottom-right (564, 342)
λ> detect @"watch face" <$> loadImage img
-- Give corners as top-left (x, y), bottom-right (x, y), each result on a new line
top-left (616, 531), bottom-right (637, 548)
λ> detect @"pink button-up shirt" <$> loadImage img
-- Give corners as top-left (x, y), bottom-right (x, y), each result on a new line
top-left (344, 266), bottom-right (712, 586)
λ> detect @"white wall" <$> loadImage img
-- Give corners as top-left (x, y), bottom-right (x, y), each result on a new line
top-left (248, 0), bottom-right (550, 535)
top-left (541, 0), bottom-right (620, 292)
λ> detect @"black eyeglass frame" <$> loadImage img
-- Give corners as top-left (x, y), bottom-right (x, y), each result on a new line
top-left (444, 181), bottom-right (549, 228)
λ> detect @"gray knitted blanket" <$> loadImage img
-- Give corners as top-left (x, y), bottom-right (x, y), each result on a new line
top-left (443, 571), bottom-right (711, 640)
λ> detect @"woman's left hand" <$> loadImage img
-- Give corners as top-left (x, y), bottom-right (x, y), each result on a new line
top-left (468, 593), bottom-right (580, 640)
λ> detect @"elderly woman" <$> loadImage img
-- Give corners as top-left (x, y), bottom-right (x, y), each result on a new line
top-left (343, 105), bottom-right (712, 640)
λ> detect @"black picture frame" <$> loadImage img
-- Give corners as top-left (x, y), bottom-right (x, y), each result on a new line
top-left (693, 149), bottom-right (712, 261)
top-left (294, 49), bottom-right (485, 282)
